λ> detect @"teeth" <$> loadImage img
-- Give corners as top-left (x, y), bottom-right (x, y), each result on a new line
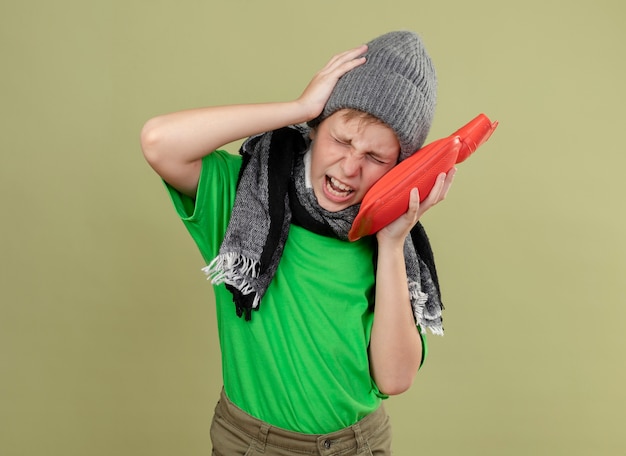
top-left (328, 176), bottom-right (353, 195)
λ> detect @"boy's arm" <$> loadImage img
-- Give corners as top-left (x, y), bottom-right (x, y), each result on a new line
top-left (140, 45), bottom-right (368, 197)
top-left (369, 169), bottom-right (455, 395)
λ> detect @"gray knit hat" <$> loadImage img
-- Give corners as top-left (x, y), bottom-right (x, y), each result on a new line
top-left (310, 31), bottom-right (437, 161)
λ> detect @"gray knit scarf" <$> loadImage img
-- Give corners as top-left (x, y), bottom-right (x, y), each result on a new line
top-left (203, 125), bottom-right (445, 335)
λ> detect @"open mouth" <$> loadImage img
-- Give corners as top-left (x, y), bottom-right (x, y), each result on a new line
top-left (325, 175), bottom-right (354, 199)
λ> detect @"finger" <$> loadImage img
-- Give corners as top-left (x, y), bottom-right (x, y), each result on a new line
top-left (437, 167), bottom-right (457, 201)
top-left (407, 187), bottom-right (420, 216)
top-left (424, 172), bottom-right (448, 206)
top-left (379, 187), bottom-right (420, 240)
top-left (320, 45), bottom-right (367, 75)
top-left (431, 167), bottom-right (457, 202)
top-left (325, 44), bottom-right (368, 67)
top-left (406, 187), bottom-right (422, 226)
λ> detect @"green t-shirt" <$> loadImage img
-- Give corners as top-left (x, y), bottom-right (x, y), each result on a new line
top-left (166, 150), bottom-right (424, 434)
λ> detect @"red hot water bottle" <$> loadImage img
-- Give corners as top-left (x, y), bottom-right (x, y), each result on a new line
top-left (348, 113), bottom-right (498, 241)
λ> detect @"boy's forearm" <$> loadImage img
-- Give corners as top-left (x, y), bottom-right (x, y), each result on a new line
top-left (369, 242), bottom-right (422, 396)
top-left (141, 101), bottom-right (312, 163)
top-left (140, 101), bottom-right (315, 196)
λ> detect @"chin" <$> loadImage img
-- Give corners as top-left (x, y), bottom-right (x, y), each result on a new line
top-left (321, 198), bottom-right (359, 213)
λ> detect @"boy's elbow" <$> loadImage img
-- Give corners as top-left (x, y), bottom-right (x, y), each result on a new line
top-left (140, 118), bottom-right (163, 164)
top-left (376, 375), bottom-right (415, 396)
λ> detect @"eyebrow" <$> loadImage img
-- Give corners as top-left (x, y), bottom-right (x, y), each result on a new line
top-left (331, 126), bottom-right (396, 162)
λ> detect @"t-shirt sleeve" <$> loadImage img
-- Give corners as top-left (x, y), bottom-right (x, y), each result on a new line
top-left (163, 150), bottom-right (242, 263)
top-left (419, 327), bottom-right (428, 368)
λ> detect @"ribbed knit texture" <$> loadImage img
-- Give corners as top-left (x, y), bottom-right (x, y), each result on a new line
top-left (310, 31), bottom-right (437, 161)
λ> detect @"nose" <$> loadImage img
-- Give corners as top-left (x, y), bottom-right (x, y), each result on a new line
top-left (341, 153), bottom-right (361, 177)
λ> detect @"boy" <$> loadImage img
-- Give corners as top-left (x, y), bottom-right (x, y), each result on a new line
top-left (142, 31), bottom-right (454, 455)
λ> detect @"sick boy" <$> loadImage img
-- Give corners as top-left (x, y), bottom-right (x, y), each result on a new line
top-left (141, 31), bottom-right (454, 455)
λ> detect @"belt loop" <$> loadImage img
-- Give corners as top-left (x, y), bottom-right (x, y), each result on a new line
top-left (352, 422), bottom-right (367, 453)
top-left (256, 423), bottom-right (270, 453)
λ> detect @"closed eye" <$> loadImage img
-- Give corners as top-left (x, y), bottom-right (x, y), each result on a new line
top-left (333, 136), bottom-right (350, 146)
top-left (368, 153), bottom-right (389, 165)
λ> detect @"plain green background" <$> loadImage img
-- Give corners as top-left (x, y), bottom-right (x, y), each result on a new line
top-left (1, 1), bottom-right (624, 455)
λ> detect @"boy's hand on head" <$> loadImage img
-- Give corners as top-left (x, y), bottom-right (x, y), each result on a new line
top-left (296, 44), bottom-right (367, 120)
top-left (376, 168), bottom-right (456, 247)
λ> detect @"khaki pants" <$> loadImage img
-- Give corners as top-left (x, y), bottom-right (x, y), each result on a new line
top-left (210, 389), bottom-right (393, 455)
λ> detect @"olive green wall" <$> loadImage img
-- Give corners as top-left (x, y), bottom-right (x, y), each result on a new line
top-left (1, 1), bottom-right (624, 455)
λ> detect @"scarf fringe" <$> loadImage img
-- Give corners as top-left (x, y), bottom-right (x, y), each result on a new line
top-left (423, 323), bottom-right (444, 336)
top-left (202, 253), bottom-right (262, 309)
top-left (409, 280), bottom-right (444, 335)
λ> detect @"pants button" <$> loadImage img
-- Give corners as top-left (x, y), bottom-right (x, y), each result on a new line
top-left (323, 439), bottom-right (331, 449)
